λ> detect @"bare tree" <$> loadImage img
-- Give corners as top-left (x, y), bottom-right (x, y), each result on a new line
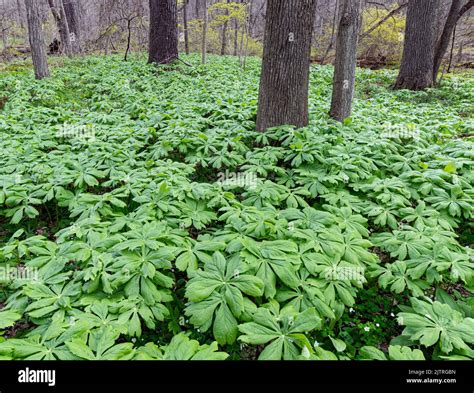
top-left (433, 0), bottom-right (474, 82)
top-left (320, 0), bottom-right (339, 64)
top-left (0, 1), bottom-right (15, 52)
top-left (124, 13), bottom-right (139, 61)
top-left (256, 0), bottom-right (317, 132)
top-left (220, 0), bottom-right (230, 55)
top-left (16, 0), bottom-right (25, 29)
top-left (47, 0), bottom-right (73, 56)
top-left (395, 0), bottom-right (440, 90)
top-left (241, 0), bottom-right (252, 68)
top-left (233, 0), bottom-right (241, 55)
top-left (238, 0), bottom-right (247, 66)
top-left (148, 0), bottom-right (178, 64)
top-left (330, 0), bottom-right (362, 122)
top-left (25, 0), bottom-right (50, 79)
top-left (201, 0), bottom-right (208, 64)
top-left (182, 0), bottom-right (190, 54)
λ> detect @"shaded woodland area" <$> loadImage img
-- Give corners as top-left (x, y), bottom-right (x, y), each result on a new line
top-left (0, 0), bottom-right (472, 372)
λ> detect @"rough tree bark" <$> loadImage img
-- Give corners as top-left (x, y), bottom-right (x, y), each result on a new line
top-left (62, 0), bottom-right (82, 53)
top-left (148, 0), bottom-right (178, 64)
top-left (330, 0), bottom-right (362, 122)
top-left (183, 0), bottom-right (190, 55)
top-left (201, 0), bottom-right (208, 64)
top-left (47, 0), bottom-right (72, 56)
top-left (256, 0), bottom-right (317, 132)
top-left (25, 0), bottom-right (50, 79)
top-left (394, 0), bottom-right (440, 90)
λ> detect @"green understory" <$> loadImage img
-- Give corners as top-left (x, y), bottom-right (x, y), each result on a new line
top-left (0, 54), bottom-right (472, 360)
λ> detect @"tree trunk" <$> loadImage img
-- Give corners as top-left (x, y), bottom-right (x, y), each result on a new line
top-left (47, 0), bottom-right (72, 56)
top-left (256, 0), bottom-right (317, 132)
top-left (25, 0), bottom-right (50, 79)
top-left (238, 2), bottom-right (246, 66)
top-left (233, 0), bottom-right (241, 56)
top-left (16, 0), bottom-right (25, 29)
top-left (394, 0), bottom-right (440, 90)
top-left (320, 0), bottom-right (338, 64)
top-left (2, 29), bottom-right (8, 52)
top-left (221, 0), bottom-right (230, 55)
top-left (195, 0), bottom-right (200, 18)
top-left (124, 17), bottom-right (135, 61)
top-left (433, 0), bottom-right (473, 83)
top-left (62, 0), bottom-right (82, 53)
top-left (329, 0), bottom-right (362, 122)
top-left (447, 22), bottom-right (456, 73)
top-left (456, 40), bottom-right (463, 64)
top-left (183, 0), bottom-right (190, 55)
top-left (433, 0), bottom-right (462, 82)
top-left (148, 0), bottom-right (178, 64)
top-left (201, 0), bottom-right (208, 64)
top-left (242, 2), bottom-right (252, 70)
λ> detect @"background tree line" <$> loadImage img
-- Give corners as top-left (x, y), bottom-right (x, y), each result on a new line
top-left (2, 0), bottom-right (474, 128)
top-left (1, 0), bottom-right (472, 69)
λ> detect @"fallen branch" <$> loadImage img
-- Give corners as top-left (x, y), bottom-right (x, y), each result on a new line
top-left (359, 2), bottom-right (408, 42)
top-left (176, 56), bottom-right (193, 67)
top-left (458, 0), bottom-right (474, 20)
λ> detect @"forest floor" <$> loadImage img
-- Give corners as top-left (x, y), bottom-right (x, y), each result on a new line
top-left (0, 54), bottom-right (472, 360)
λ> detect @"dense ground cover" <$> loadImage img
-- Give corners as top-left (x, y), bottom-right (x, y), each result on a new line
top-left (0, 54), bottom-right (472, 360)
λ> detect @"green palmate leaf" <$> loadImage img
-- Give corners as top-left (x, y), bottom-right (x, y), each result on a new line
top-left (174, 239), bottom-right (226, 272)
top-left (238, 302), bottom-right (321, 360)
top-left (241, 238), bottom-right (300, 298)
top-left (66, 326), bottom-right (134, 360)
top-left (368, 260), bottom-right (429, 297)
top-left (276, 268), bottom-right (336, 319)
top-left (396, 298), bottom-right (474, 354)
top-left (185, 252), bottom-right (263, 345)
top-left (213, 303), bottom-right (238, 345)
